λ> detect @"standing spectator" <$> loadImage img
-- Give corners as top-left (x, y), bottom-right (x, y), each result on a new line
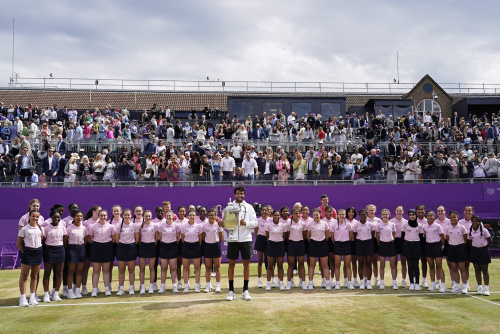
top-left (293, 153), bottom-right (307, 180)
top-left (420, 149), bottom-right (435, 180)
top-left (103, 155), bottom-right (116, 182)
top-left (458, 153), bottom-right (473, 179)
top-left (166, 154), bottom-right (181, 182)
top-left (16, 147), bottom-right (36, 183)
top-left (366, 149), bottom-right (382, 181)
top-left (189, 151), bottom-right (203, 181)
top-left (42, 147), bottom-right (59, 183)
top-left (64, 154), bottom-right (79, 186)
top-left (447, 151), bottom-right (459, 179)
top-left (276, 152), bottom-right (290, 184)
top-left (241, 151), bottom-right (258, 184)
top-left (483, 152), bottom-right (499, 179)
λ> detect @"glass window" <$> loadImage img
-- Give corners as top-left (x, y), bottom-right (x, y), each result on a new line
top-left (232, 102), bottom-right (254, 119)
top-left (292, 103), bottom-right (312, 118)
top-left (321, 103), bottom-right (341, 119)
top-left (263, 102), bottom-right (282, 115)
top-left (416, 99), bottom-right (441, 120)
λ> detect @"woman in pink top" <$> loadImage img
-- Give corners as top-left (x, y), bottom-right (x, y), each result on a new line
top-left (181, 210), bottom-right (203, 293)
top-left (64, 211), bottom-right (87, 299)
top-left (81, 205), bottom-right (101, 296)
top-left (202, 210), bottom-right (224, 293)
top-left (459, 205), bottom-right (474, 291)
top-left (401, 209), bottom-right (423, 291)
top-left (366, 204), bottom-right (382, 288)
top-left (324, 206), bottom-right (336, 285)
top-left (265, 211), bottom-right (287, 291)
top-left (346, 207), bottom-right (360, 287)
top-left (353, 209), bottom-right (374, 290)
top-left (375, 209), bottom-right (397, 290)
top-left (109, 205), bottom-right (123, 294)
top-left (115, 209), bottom-right (139, 296)
top-left (254, 206), bottom-right (270, 288)
top-left (416, 204), bottom-right (429, 288)
top-left (138, 211), bottom-right (157, 294)
top-left (423, 211), bottom-right (446, 293)
top-left (87, 210), bottom-right (116, 297)
top-left (445, 211), bottom-right (468, 294)
top-left (468, 215), bottom-right (492, 296)
top-left (286, 209), bottom-right (307, 290)
top-left (391, 206), bottom-right (408, 288)
top-left (18, 199), bottom-right (44, 232)
top-left (133, 205), bottom-right (144, 226)
top-left (175, 206), bottom-right (188, 290)
top-left (331, 209), bottom-right (354, 290)
top-left (307, 209), bottom-right (331, 290)
top-left (17, 210), bottom-right (44, 307)
top-left (300, 206), bottom-right (313, 276)
top-left (42, 211), bottom-right (67, 303)
top-left (436, 205), bottom-right (452, 289)
top-left (157, 210), bottom-right (180, 293)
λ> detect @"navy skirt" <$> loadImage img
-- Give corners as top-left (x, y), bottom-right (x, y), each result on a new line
top-left (267, 240), bottom-right (285, 258)
top-left (304, 239), bottom-right (310, 254)
top-left (66, 244), bottom-right (86, 263)
top-left (394, 237), bottom-right (404, 255)
top-left (334, 241), bottom-right (351, 256)
top-left (177, 240), bottom-right (183, 256)
top-left (21, 247), bottom-right (43, 266)
top-left (469, 246), bottom-right (491, 265)
top-left (356, 239), bottom-right (374, 257)
top-left (90, 241), bottom-right (115, 263)
top-left (201, 240), bottom-right (206, 257)
top-left (327, 239), bottom-right (335, 253)
top-left (86, 243), bottom-right (92, 259)
top-left (443, 240), bottom-right (449, 257)
top-left (138, 242), bottom-right (157, 258)
top-left (378, 241), bottom-right (396, 258)
top-left (254, 235), bottom-right (267, 252)
top-left (182, 241), bottom-right (201, 259)
top-left (425, 242), bottom-right (443, 258)
top-left (373, 238), bottom-right (379, 254)
top-left (308, 239), bottom-right (329, 258)
top-left (159, 241), bottom-right (178, 259)
top-left (402, 240), bottom-right (422, 259)
top-left (447, 244), bottom-right (468, 263)
top-left (287, 240), bottom-right (305, 257)
top-left (350, 240), bottom-right (357, 256)
top-left (43, 245), bottom-right (65, 264)
top-left (204, 242), bottom-right (222, 258)
top-left (116, 243), bottom-right (138, 262)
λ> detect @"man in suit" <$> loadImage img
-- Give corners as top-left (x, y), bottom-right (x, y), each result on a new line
top-left (174, 120), bottom-right (183, 139)
top-left (451, 112), bottom-right (459, 127)
top-left (55, 152), bottom-right (67, 183)
top-left (388, 138), bottom-right (397, 157)
top-left (42, 147), bottom-right (60, 182)
top-left (252, 124), bottom-right (266, 141)
top-left (16, 147), bottom-right (36, 183)
top-left (258, 154), bottom-right (275, 181)
top-left (165, 141), bottom-right (178, 160)
top-left (56, 135), bottom-right (67, 158)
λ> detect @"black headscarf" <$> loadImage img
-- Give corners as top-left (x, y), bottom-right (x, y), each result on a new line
top-left (408, 209), bottom-right (418, 228)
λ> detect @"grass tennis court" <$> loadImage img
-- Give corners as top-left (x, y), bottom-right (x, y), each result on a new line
top-left (1, 260), bottom-right (499, 333)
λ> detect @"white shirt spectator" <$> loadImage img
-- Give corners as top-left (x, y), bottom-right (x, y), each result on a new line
top-left (221, 156), bottom-right (236, 172)
top-left (231, 145), bottom-right (242, 159)
top-left (242, 157), bottom-right (258, 176)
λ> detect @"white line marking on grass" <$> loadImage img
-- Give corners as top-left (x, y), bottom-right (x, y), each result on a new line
top-left (469, 295), bottom-right (500, 307)
top-left (0, 291), bottom-right (498, 310)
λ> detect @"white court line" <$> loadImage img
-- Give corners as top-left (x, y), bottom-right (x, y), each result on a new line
top-left (468, 295), bottom-right (500, 307)
top-left (1, 291), bottom-right (498, 310)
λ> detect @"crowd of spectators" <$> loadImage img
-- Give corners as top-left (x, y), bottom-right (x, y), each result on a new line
top-left (0, 101), bottom-right (499, 185)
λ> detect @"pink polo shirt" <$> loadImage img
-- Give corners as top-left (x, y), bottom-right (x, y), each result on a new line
top-left (458, 218), bottom-right (472, 231)
top-left (110, 218), bottom-right (122, 230)
top-left (468, 228), bottom-right (491, 248)
top-left (43, 223), bottom-right (67, 246)
top-left (376, 221), bottom-right (396, 242)
top-left (157, 222), bottom-right (180, 243)
top-left (117, 223), bottom-right (139, 244)
top-left (402, 222), bottom-right (423, 242)
top-left (19, 212), bottom-right (45, 228)
top-left (19, 224), bottom-right (44, 248)
top-left (257, 217), bottom-right (271, 236)
top-left (196, 218), bottom-right (208, 225)
top-left (323, 217), bottom-right (335, 232)
top-left (301, 217), bottom-right (314, 230)
top-left (133, 217), bottom-right (144, 227)
top-left (423, 223), bottom-right (444, 243)
top-left (436, 217), bottom-right (451, 232)
top-left (153, 218), bottom-right (166, 227)
top-left (181, 223), bottom-right (202, 243)
top-left (279, 217), bottom-right (291, 231)
top-left (353, 221), bottom-right (374, 241)
top-left (83, 218), bottom-right (98, 231)
top-left (390, 217), bottom-right (407, 238)
top-left (66, 224), bottom-right (88, 245)
top-left (89, 222), bottom-right (116, 243)
top-left (62, 215), bottom-right (74, 226)
top-left (44, 218), bottom-right (67, 229)
top-left (139, 223), bottom-right (157, 244)
top-left (331, 220), bottom-right (351, 242)
top-left (417, 217), bottom-right (428, 227)
top-left (174, 218), bottom-right (189, 230)
top-left (445, 224), bottom-right (467, 246)
top-left (288, 220), bottom-right (306, 241)
top-left (202, 222), bottom-right (223, 243)
top-left (308, 220), bottom-right (329, 241)
top-left (266, 221), bottom-right (287, 242)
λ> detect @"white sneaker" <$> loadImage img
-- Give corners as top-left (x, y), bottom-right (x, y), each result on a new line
top-left (194, 283), bottom-right (201, 293)
top-left (91, 289), bottom-right (98, 297)
top-left (43, 292), bottom-right (51, 303)
top-left (211, 272), bottom-right (216, 277)
top-left (325, 282), bottom-right (332, 291)
top-left (366, 283), bottom-right (372, 290)
top-left (29, 296), bottom-right (39, 307)
top-left (81, 286), bottom-right (88, 295)
top-left (343, 279), bottom-right (348, 288)
top-left (52, 292), bottom-right (62, 302)
top-left (96, 288), bottom-right (101, 293)
top-left (226, 291), bottom-right (235, 301)
top-left (116, 287), bottom-right (124, 296)
top-left (461, 286), bottom-right (468, 294)
top-left (439, 284), bottom-right (447, 293)
top-left (379, 284), bottom-right (385, 290)
top-left (75, 291), bottom-right (83, 299)
top-left (415, 284), bottom-right (421, 291)
top-left (353, 280), bottom-right (360, 288)
top-left (35, 295), bottom-right (41, 302)
top-left (476, 286), bottom-right (484, 295)
top-left (177, 282), bottom-right (183, 290)
top-left (183, 284), bottom-right (190, 293)
top-left (359, 283), bottom-right (365, 290)
top-left (279, 282), bottom-right (285, 291)
top-left (450, 285), bottom-right (460, 294)
top-left (158, 286), bottom-right (166, 294)
top-left (483, 286), bottom-right (490, 296)
top-left (266, 282), bottom-right (271, 291)
top-left (153, 282), bottom-right (157, 292)
top-left (409, 283), bottom-right (415, 291)
top-left (19, 296), bottom-right (29, 307)
top-left (308, 282), bottom-right (314, 290)
top-left (374, 279), bottom-right (379, 287)
top-left (105, 289), bottom-right (111, 296)
top-left (392, 282), bottom-right (398, 290)
top-left (271, 281), bottom-right (277, 288)
top-left (348, 283), bottom-right (355, 290)
top-left (290, 281), bottom-right (296, 288)
top-left (140, 285), bottom-right (146, 295)
top-left (215, 283), bottom-right (221, 293)
top-left (321, 278), bottom-right (327, 288)
top-left (148, 285), bottom-right (154, 294)
top-left (62, 286), bottom-right (69, 297)
top-left (204, 284), bottom-right (212, 293)
top-left (67, 290), bottom-right (77, 299)
top-left (401, 280), bottom-right (407, 288)
top-left (172, 285), bottom-right (179, 293)
top-left (335, 283), bottom-right (340, 290)
top-left (242, 290), bottom-right (252, 300)
top-left (302, 282), bottom-right (308, 290)
top-left (257, 278), bottom-right (263, 288)
top-left (129, 286), bottom-right (135, 295)
top-left (285, 283), bottom-right (291, 290)
top-left (466, 284), bottom-right (470, 292)
top-left (428, 282), bottom-right (436, 292)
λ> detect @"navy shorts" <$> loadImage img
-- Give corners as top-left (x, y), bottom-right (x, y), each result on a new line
top-left (66, 244), bottom-right (86, 263)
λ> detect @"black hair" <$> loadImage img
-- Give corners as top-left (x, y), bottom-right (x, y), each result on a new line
top-left (321, 194), bottom-right (328, 200)
top-left (470, 215), bottom-right (483, 237)
top-left (416, 204), bottom-right (426, 211)
top-left (71, 210), bottom-right (83, 226)
top-left (85, 205), bottom-right (101, 220)
top-left (68, 203), bottom-right (79, 210)
top-left (234, 185), bottom-right (245, 195)
top-left (346, 207), bottom-right (357, 219)
top-left (280, 206), bottom-right (289, 214)
top-left (50, 203), bottom-right (65, 212)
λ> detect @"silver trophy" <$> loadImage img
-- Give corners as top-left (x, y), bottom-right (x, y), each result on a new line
top-left (218, 198), bottom-right (246, 242)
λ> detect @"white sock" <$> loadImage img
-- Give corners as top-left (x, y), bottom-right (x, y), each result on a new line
top-left (272, 278), bottom-right (276, 283)
top-left (30, 293), bottom-right (36, 298)
top-left (431, 281), bottom-right (435, 284)
top-left (161, 283), bottom-right (166, 288)
top-left (92, 287), bottom-right (98, 292)
top-left (52, 288), bottom-right (55, 294)
top-left (466, 280), bottom-right (469, 286)
top-left (344, 278), bottom-right (348, 284)
top-left (44, 291), bottom-right (50, 296)
top-left (299, 278), bottom-right (302, 284)
top-left (75, 288), bottom-right (80, 293)
top-left (437, 279), bottom-right (441, 285)
top-left (21, 294), bottom-right (26, 299)
top-left (451, 280), bottom-right (456, 286)
top-left (336, 281), bottom-right (339, 285)
top-left (353, 278), bottom-right (358, 283)
top-left (393, 280), bottom-right (397, 284)
top-left (267, 281), bottom-right (271, 285)
top-left (363, 277), bottom-right (368, 284)
top-left (63, 285), bottom-right (68, 290)
top-left (82, 285), bottom-right (87, 289)
top-left (105, 286), bottom-right (110, 291)
top-left (380, 280), bottom-right (384, 285)
top-left (485, 285), bottom-right (489, 289)
top-left (402, 278), bottom-right (406, 282)
top-left (288, 281), bottom-right (292, 285)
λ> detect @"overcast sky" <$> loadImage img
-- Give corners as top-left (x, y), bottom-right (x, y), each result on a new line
top-left (1, 0), bottom-right (499, 89)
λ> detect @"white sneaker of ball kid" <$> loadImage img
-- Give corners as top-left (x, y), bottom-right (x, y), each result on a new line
top-left (476, 285), bottom-right (484, 295)
top-left (19, 296), bottom-right (29, 307)
top-left (242, 290), bottom-right (252, 300)
top-left (226, 291), bottom-right (235, 301)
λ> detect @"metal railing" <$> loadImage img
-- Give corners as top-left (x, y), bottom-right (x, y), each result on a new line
top-left (6, 77), bottom-right (500, 94)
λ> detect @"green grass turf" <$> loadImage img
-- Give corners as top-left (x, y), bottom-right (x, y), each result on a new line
top-left (0, 260), bottom-right (499, 333)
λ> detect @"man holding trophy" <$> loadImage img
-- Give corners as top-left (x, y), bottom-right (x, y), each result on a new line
top-left (220, 186), bottom-right (258, 301)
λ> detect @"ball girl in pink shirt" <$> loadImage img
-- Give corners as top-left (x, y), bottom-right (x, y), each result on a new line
top-left (331, 209), bottom-right (354, 290)
top-left (17, 210), bottom-right (44, 307)
top-left (265, 210), bottom-right (288, 291)
top-left (181, 210), bottom-right (203, 293)
top-left (416, 204), bottom-right (429, 288)
top-left (157, 210), bottom-right (181, 293)
top-left (459, 205), bottom-right (475, 291)
top-left (64, 211), bottom-right (87, 299)
top-left (138, 210), bottom-right (158, 294)
top-left (307, 208), bottom-right (331, 290)
top-left (423, 210), bottom-right (446, 293)
top-left (401, 209), bottom-right (423, 291)
top-left (346, 207), bottom-right (360, 287)
top-left (366, 204), bottom-right (382, 287)
top-left (133, 205), bottom-right (144, 226)
top-left (81, 205), bottom-right (101, 295)
top-left (202, 209), bottom-right (224, 293)
top-left (375, 209), bottom-right (397, 290)
top-left (353, 209), bottom-right (374, 290)
top-left (390, 206), bottom-right (408, 288)
top-left (436, 205), bottom-right (451, 289)
top-left (175, 206), bottom-right (188, 290)
top-left (445, 211), bottom-right (468, 294)
top-left (468, 215), bottom-right (491, 296)
top-left (115, 209), bottom-right (139, 296)
top-left (287, 209), bottom-right (307, 290)
top-left (109, 205), bottom-right (123, 294)
top-left (254, 206), bottom-right (271, 288)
